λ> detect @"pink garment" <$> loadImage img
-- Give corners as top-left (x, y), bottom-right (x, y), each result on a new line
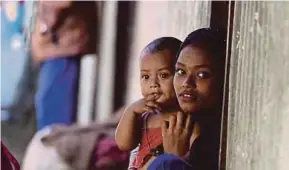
top-left (93, 136), bottom-right (130, 169)
top-left (1, 142), bottom-right (20, 170)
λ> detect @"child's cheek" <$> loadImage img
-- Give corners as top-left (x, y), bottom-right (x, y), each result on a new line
top-left (140, 84), bottom-right (150, 98)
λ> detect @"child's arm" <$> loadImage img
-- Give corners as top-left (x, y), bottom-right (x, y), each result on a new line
top-left (115, 104), bottom-right (142, 151)
top-left (115, 96), bottom-right (160, 151)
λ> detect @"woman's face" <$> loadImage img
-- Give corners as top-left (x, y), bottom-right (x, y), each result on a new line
top-left (173, 45), bottom-right (220, 114)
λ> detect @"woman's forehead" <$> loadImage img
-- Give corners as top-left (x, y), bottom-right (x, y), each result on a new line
top-left (177, 46), bottom-right (213, 66)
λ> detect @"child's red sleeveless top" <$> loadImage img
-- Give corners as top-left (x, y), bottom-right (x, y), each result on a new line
top-left (131, 112), bottom-right (163, 169)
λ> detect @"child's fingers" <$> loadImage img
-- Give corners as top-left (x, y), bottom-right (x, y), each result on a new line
top-left (145, 101), bottom-right (158, 107)
top-left (145, 94), bottom-right (155, 101)
top-left (145, 93), bottom-right (160, 101)
top-left (145, 101), bottom-right (161, 111)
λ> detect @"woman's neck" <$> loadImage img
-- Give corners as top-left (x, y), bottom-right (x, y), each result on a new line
top-left (159, 101), bottom-right (180, 120)
top-left (191, 121), bottom-right (200, 144)
top-left (194, 106), bottom-right (222, 137)
top-left (160, 108), bottom-right (179, 121)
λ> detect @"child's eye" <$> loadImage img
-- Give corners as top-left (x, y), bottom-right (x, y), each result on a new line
top-left (159, 73), bottom-right (170, 79)
top-left (141, 75), bottom-right (149, 80)
top-left (175, 68), bottom-right (185, 75)
top-left (197, 71), bottom-right (211, 79)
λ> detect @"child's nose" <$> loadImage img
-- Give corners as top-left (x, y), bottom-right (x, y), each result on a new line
top-left (150, 83), bottom-right (160, 89)
top-left (150, 83), bottom-right (159, 88)
top-left (150, 77), bottom-right (160, 88)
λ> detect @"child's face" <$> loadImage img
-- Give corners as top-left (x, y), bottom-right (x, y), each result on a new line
top-left (140, 50), bottom-right (176, 105)
top-left (173, 45), bottom-right (220, 114)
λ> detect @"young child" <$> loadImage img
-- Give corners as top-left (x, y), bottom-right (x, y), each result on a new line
top-left (115, 37), bottom-right (182, 169)
top-left (172, 27), bottom-right (226, 170)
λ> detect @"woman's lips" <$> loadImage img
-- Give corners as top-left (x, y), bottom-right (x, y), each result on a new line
top-left (179, 92), bottom-right (197, 102)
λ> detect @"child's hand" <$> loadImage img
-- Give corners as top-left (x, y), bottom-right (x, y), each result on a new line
top-left (129, 94), bottom-right (161, 114)
top-left (161, 112), bottom-right (193, 157)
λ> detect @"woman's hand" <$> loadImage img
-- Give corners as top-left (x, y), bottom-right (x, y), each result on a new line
top-left (161, 112), bottom-right (193, 157)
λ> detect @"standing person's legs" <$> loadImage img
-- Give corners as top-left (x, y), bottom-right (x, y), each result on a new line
top-left (35, 57), bottom-right (80, 130)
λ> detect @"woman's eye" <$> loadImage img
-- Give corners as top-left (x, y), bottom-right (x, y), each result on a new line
top-left (176, 68), bottom-right (185, 75)
top-left (197, 71), bottom-right (211, 79)
top-left (141, 75), bottom-right (149, 80)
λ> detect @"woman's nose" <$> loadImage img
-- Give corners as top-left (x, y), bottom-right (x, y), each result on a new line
top-left (182, 76), bottom-right (196, 88)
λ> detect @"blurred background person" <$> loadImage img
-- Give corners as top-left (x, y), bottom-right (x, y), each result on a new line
top-left (31, 1), bottom-right (97, 130)
top-left (1, 0), bottom-right (38, 162)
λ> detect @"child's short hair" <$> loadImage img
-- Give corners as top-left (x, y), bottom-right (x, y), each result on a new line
top-left (178, 28), bottom-right (227, 67)
top-left (141, 37), bottom-right (182, 63)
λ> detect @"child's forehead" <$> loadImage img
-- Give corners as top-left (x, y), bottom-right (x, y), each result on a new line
top-left (140, 50), bottom-right (174, 62)
top-left (139, 51), bottom-right (175, 70)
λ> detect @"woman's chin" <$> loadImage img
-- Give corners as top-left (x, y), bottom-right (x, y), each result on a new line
top-left (180, 104), bottom-right (200, 114)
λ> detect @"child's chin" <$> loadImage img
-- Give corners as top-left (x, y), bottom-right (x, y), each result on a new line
top-left (156, 98), bottom-right (171, 105)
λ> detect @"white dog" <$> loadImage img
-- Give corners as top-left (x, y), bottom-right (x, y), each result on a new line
top-left (22, 126), bottom-right (74, 170)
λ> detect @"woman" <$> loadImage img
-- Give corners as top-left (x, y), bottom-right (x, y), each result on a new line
top-left (149, 27), bottom-right (226, 170)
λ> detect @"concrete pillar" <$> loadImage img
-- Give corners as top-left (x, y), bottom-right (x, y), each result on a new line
top-left (226, 1), bottom-right (289, 170)
top-left (94, 1), bottom-right (118, 122)
top-left (77, 54), bottom-right (98, 125)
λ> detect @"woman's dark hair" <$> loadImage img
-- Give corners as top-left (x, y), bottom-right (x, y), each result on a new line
top-left (177, 27), bottom-right (227, 70)
top-left (181, 28), bottom-right (227, 170)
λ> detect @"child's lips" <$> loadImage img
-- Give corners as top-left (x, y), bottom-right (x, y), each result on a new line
top-left (151, 92), bottom-right (162, 100)
top-left (153, 93), bottom-right (161, 99)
